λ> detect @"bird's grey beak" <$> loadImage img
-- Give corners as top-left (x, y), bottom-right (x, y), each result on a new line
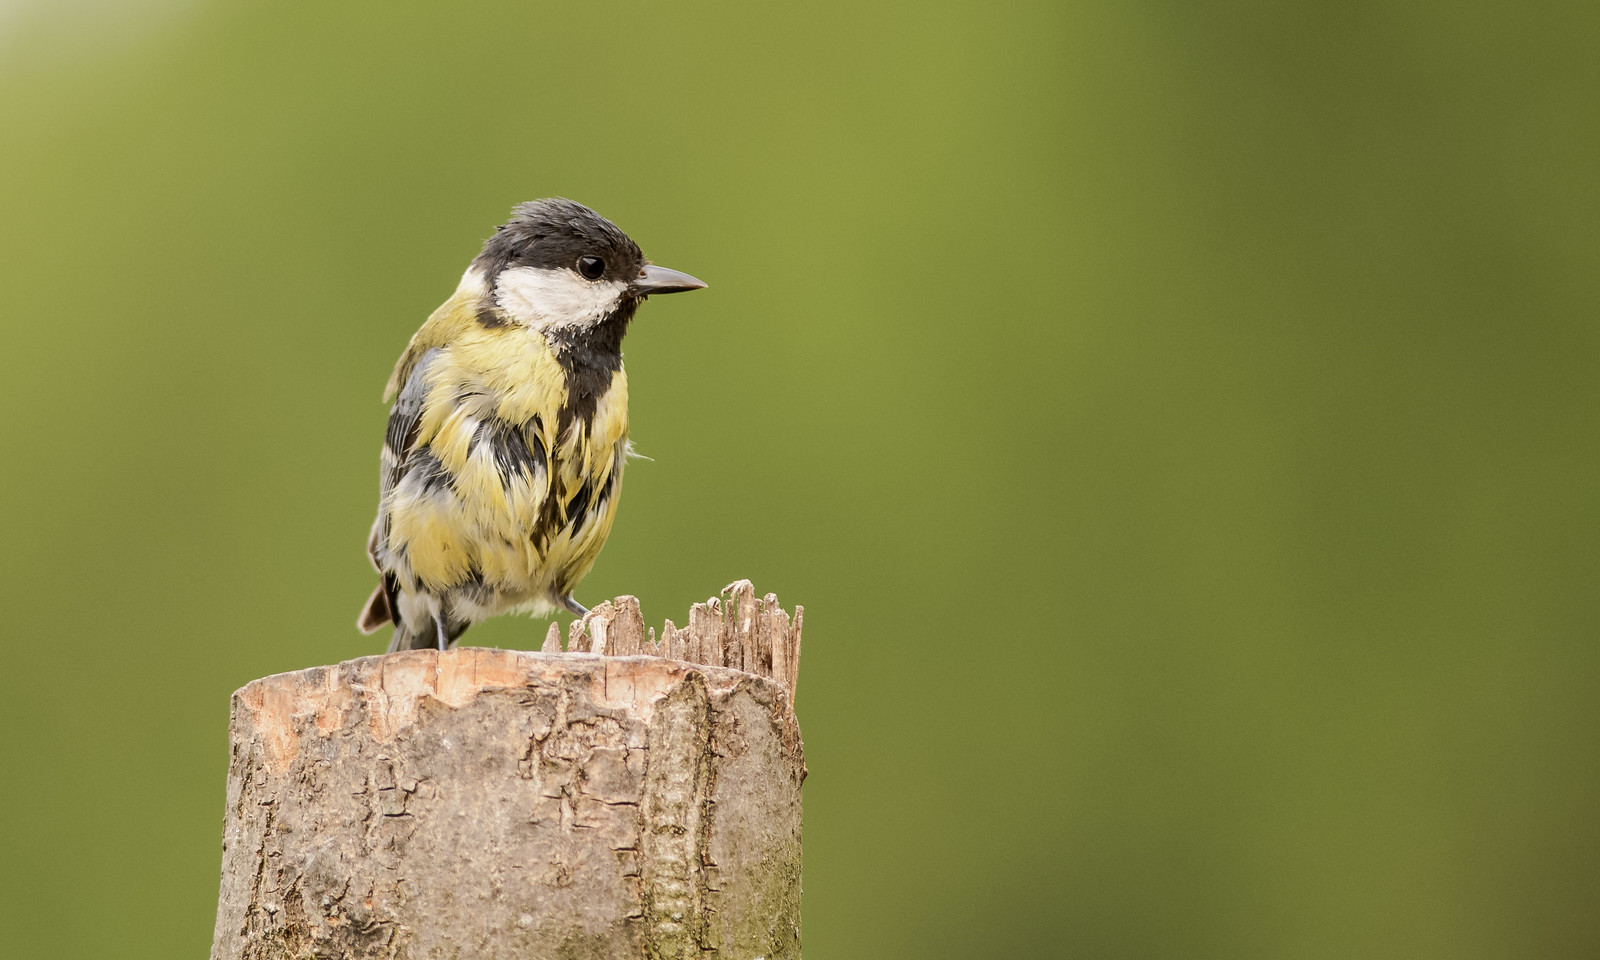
top-left (630, 264), bottom-right (706, 297)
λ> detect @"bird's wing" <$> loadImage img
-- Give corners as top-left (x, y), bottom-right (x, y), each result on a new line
top-left (367, 346), bottom-right (442, 569)
top-left (369, 285), bottom-right (483, 566)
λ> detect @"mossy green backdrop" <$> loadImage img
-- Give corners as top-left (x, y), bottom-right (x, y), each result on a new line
top-left (1, 1), bottom-right (1596, 956)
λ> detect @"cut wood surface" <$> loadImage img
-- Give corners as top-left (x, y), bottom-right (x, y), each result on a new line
top-left (211, 582), bottom-right (804, 960)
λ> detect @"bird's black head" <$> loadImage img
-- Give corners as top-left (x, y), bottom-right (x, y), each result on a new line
top-left (470, 199), bottom-right (706, 337)
top-left (474, 198), bottom-right (646, 288)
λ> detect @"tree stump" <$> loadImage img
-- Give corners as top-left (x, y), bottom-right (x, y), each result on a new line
top-left (210, 582), bottom-right (804, 960)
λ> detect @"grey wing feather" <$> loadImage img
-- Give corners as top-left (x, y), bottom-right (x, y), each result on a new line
top-left (368, 347), bottom-right (441, 568)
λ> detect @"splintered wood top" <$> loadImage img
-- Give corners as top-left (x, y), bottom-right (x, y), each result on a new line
top-left (232, 582), bottom-right (803, 776)
top-left (565, 580), bottom-right (801, 699)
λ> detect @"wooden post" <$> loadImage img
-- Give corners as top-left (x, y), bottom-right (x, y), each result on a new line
top-left (210, 582), bottom-right (804, 960)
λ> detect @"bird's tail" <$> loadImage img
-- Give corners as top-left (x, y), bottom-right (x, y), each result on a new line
top-left (359, 579), bottom-right (425, 651)
top-left (358, 580), bottom-right (458, 651)
top-left (357, 583), bottom-right (393, 634)
top-left (386, 622), bottom-right (437, 653)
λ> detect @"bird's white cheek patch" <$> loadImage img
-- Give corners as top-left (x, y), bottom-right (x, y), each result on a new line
top-left (496, 266), bottom-right (626, 330)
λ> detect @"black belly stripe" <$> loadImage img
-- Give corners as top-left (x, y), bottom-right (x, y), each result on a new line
top-left (565, 482), bottom-right (592, 530)
top-left (588, 471), bottom-right (614, 519)
top-left (544, 302), bottom-right (633, 431)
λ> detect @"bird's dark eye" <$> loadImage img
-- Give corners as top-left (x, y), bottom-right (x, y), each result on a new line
top-left (577, 256), bottom-right (605, 281)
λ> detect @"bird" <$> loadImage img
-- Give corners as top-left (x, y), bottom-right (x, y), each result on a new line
top-left (357, 198), bottom-right (706, 652)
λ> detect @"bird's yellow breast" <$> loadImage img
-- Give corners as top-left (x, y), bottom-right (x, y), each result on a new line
top-left (382, 294), bottom-right (630, 610)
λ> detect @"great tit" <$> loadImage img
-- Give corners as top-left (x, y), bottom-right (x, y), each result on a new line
top-left (357, 199), bottom-right (705, 651)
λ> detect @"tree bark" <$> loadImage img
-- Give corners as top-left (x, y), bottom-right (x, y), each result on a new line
top-left (211, 582), bottom-right (804, 960)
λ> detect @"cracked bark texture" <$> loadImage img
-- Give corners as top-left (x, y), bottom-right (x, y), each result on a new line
top-left (211, 582), bottom-right (804, 960)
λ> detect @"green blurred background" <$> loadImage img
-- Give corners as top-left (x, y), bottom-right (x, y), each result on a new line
top-left (1, 0), bottom-right (1596, 956)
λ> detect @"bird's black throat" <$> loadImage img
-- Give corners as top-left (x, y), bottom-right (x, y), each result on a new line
top-left (545, 299), bottom-right (637, 431)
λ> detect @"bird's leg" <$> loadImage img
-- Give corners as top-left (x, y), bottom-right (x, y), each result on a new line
top-left (561, 595), bottom-right (589, 617)
top-left (434, 614), bottom-right (449, 651)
